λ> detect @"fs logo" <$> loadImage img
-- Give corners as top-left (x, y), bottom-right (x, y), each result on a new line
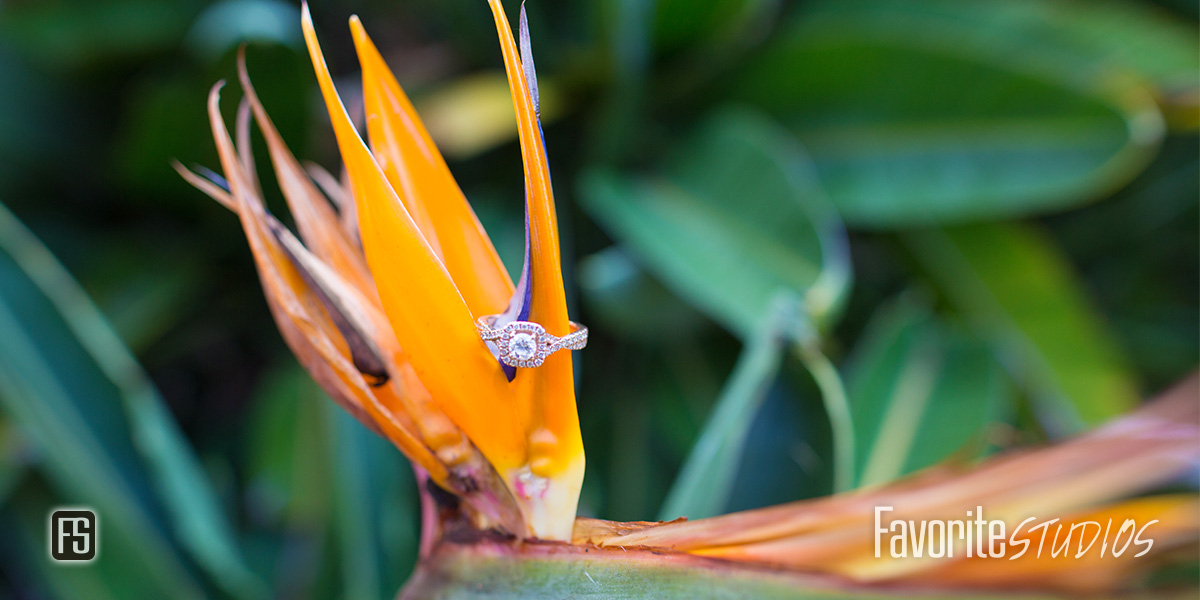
top-left (49, 509), bottom-right (97, 562)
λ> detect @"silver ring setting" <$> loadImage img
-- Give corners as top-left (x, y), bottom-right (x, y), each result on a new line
top-left (476, 315), bottom-right (588, 368)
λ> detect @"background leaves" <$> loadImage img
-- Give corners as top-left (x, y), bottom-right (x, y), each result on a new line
top-left (582, 109), bottom-right (851, 336)
top-left (0, 203), bottom-right (223, 599)
top-left (905, 223), bottom-right (1139, 432)
top-left (731, 14), bottom-right (1166, 226)
top-left (845, 296), bottom-right (1013, 487)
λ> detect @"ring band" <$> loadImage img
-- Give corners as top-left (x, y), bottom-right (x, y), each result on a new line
top-left (476, 315), bottom-right (588, 368)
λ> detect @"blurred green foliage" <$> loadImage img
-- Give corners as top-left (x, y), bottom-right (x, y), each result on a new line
top-left (0, 0), bottom-right (1196, 597)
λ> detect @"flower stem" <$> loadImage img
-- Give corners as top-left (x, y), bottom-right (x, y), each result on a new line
top-left (792, 332), bottom-right (855, 495)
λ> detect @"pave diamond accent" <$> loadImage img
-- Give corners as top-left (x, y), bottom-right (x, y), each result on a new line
top-left (476, 316), bottom-right (589, 369)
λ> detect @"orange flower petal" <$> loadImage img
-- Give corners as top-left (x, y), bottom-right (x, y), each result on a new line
top-left (911, 495), bottom-right (1200, 594)
top-left (238, 55), bottom-right (478, 471)
top-left (172, 161), bottom-right (235, 211)
top-left (301, 5), bottom-right (526, 484)
top-left (304, 161), bottom-right (360, 243)
top-left (238, 50), bottom-right (375, 297)
top-left (203, 83), bottom-right (446, 482)
top-left (349, 18), bottom-right (514, 316)
top-left (486, 0), bottom-right (584, 537)
top-left (594, 376), bottom-right (1198, 592)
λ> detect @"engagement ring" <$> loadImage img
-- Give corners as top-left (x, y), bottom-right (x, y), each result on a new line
top-left (476, 315), bottom-right (588, 368)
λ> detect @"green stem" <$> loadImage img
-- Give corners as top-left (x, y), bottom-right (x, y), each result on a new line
top-left (793, 335), bottom-right (854, 494)
top-left (658, 307), bottom-right (789, 520)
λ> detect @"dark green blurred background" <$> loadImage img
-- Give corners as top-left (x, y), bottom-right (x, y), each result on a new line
top-left (0, 0), bottom-right (1196, 598)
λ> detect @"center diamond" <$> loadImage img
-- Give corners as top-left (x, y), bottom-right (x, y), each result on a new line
top-left (509, 332), bottom-right (538, 361)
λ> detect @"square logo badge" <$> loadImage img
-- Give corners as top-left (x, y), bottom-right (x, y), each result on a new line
top-left (49, 509), bottom-right (97, 562)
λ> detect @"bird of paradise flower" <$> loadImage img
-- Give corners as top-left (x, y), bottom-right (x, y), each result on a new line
top-left (178, 1), bottom-right (1199, 597)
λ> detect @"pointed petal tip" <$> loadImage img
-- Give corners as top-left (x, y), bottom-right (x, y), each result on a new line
top-left (300, 2), bottom-right (320, 61)
top-left (301, 0), bottom-right (542, 495)
top-left (236, 46), bottom-right (251, 90)
top-left (175, 161), bottom-right (236, 211)
top-left (208, 80), bottom-right (225, 103)
top-left (347, 16), bottom-right (373, 67)
top-left (517, 1), bottom-right (540, 118)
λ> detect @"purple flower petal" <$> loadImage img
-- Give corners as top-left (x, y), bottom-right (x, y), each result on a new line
top-left (519, 3), bottom-right (540, 120)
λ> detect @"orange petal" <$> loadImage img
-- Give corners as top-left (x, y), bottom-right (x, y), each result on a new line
top-left (598, 375), bottom-right (1198, 585)
top-left (304, 160), bottom-right (359, 241)
top-left (198, 77), bottom-right (533, 533)
top-left (486, 0), bottom-right (584, 538)
top-left (909, 495), bottom-right (1200, 594)
top-left (301, 5), bottom-right (526, 484)
top-left (349, 18), bottom-right (514, 316)
top-left (238, 50), bottom-right (375, 297)
top-left (238, 56), bottom-right (476, 470)
top-left (203, 83), bottom-right (446, 482)
top-left (172, 161), bottom-right (235, 211)
top-left (235, 98), bottom-right (261, 197)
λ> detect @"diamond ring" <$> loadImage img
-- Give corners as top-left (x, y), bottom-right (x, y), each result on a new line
top-left (476, 315), bottom-right (588, 368)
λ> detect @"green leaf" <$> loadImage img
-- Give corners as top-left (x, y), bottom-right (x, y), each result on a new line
top-left (579, 108), bottom-right (850, 339)
top-left (0, 420), bottom-right (27, 504)
top-left (578, 248), bottom-right (707, 341)
top-left (243, 364), bottom-right (333, 596)
top-left (86, 247), bottom-right (202, 353)
top-left (0, 214), bottom-right (202, 599)
top-left (3, 487), bottom-right (164, 600)
top-left (0, 202), bottom-right (265, 599)
top-left (329, 405), bottom-right (385, 600)
top-left (903, 223), bottom-right (1139, 433)
top-left (246, 364), bottom-right (332, 529)
top-left (733, 10), bottom-right (1167, 226)
top-left (658, 299), bottom-right (795, 520)
top-left (845, 296), bottom-right (1012, 487)
top-left (803, 0), bottom-right (1199, 96)
top-left (245, 365), bottom-right (420, 598)
top-left (328, 404), bottom-right (421, 600)
top-left (0, 0), bottom-right (196, 69)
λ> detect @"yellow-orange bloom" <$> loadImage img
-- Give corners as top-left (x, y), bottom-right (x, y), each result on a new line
top-left (181, 0), bottom-right (582, 539)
